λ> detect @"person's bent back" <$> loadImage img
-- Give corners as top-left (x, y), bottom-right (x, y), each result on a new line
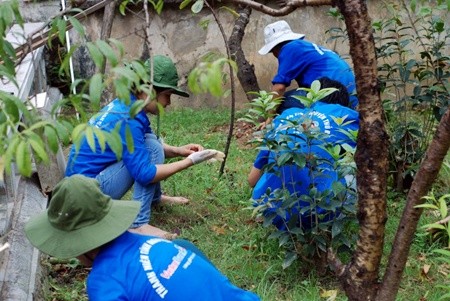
top-left (248, 78), bottom-right (359, 230)
top-left (25, 175), bottom-right (260, 301)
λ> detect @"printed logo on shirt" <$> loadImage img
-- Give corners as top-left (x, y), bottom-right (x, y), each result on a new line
top-left (139, 238), bottom-right (193, 299)
top-left (90, 102), bottom-right (114, 128)
top-left (278, 110), bottom-right (331, 136)
top-left (139, 238), bottom-right (170, 299)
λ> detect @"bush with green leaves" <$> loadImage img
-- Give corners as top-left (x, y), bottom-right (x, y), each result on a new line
top-left (374, 0), bottom-right (449, 191)
top-left (326, 0), bottom-right (449, 192)
top-left (241, 81), bottom-right (358, 269)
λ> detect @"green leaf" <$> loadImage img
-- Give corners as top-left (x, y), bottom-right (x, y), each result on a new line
top-left (414, 204), bottom-right (439, 210)
top-left (3, 98), bottom-right (19, 123)
top-left (68, 16), bottom-right (85, 36)
top-left (93, 127), bottom-right (106, 152)
top-left (107, 126), bottom-right (123, 160)
top-left (109, 38), bottom-right (125, 59)
top-left (89, 73), bottom-right (103, 110)
top-left (410, 0), bottom-right (416, 12)
top-left (438, 194), bottom-right (448, 218)
top-left (277, 152), bottom-right (291, 166)
top-left (129, 99), bottom-right (145, 118)
top-left (44, 125), bottom-right (59, 153)
top-left (16, 140), bottom-right (32, 177)
top-left (27, 120), bottom-right (52, 132)
top-left (114, 77), bottom-right (131, 103)
top-left (86, 42), bottom-right (104, 69)
top-left (218, 6), bottom-right (239, 17)
top-left (310, 80), bottom-right (321, 93)
top-left (422, 223), bottom-right (446, 230)
top-left (3, 136), bottom-right (20, 174)
top-left (119, 0), bottom-right (129, 15)
top-left (56, 18), bottom-right (67, 44)
top-left (72, 124), bottom-right (87, 147)
top-left (191, 0), bottom-right (204, 13)
top-left (28, 133), bottom-right (49, 163)
top-left (125, 125), bottom-right (134, 154)
top-left (282, 252), bottom-right (297, 269)
top-left (332, 220), bottom-right (343, 238)
top-left (85, 126), bottom-right (96, 152)
top-left (96, 40), bottom-right (119, 67)
top-left (179, 0), bottom-right (193, 10)
top-left (278, 232), bottom-right (290, 247)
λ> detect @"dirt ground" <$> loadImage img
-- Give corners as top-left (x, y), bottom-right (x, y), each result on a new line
top-left (212, 120), bottom-right (255, 149)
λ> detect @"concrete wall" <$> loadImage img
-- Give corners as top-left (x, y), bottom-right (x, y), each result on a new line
top-left (19, 1), bottom-right (388, 109)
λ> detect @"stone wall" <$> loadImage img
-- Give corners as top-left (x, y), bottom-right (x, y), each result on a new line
top-left (19, 1), bottom-right (387, 109)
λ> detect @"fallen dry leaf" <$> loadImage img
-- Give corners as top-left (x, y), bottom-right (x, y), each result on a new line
top-left (320, 289), bottom-right (337, 301)
top-left (422, 264), bottom-right (431, 275)
top-left (211, 225), bottom-right (226, 235)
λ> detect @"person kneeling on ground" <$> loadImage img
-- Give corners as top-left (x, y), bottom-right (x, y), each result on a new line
top-left (248, 78), bottom-right (359, 230)
top-left (25, 175), bottom-right (260, 301)
top-left (65, 55), bottom-right (222, 238)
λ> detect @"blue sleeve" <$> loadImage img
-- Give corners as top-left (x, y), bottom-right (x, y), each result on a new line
top-left (121, 120), bottom-right (157, 185)
top-left (253, 150), bottom-right (269, 169)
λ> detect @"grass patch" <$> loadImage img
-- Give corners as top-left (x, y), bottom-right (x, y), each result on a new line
top-left (45, 107), bottom-right (448, 301)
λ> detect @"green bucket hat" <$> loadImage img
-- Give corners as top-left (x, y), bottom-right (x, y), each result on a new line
top-left (145, 55), bottom-right (189, 98)
top-left (25, 175), bottom-right (140, 259)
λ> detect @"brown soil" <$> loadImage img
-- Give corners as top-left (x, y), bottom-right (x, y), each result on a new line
top-left (211, 120), bottom-right (255, 149)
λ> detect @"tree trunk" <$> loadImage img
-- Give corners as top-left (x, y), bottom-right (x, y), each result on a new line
top-left (377, 108), bottom-right (450, 301)
top-left (99, 0), bottom-right (117, 75)
top-left (228, 5), bottom-right (260, 100)
top-left (333, 1), bottom-right (388, 300)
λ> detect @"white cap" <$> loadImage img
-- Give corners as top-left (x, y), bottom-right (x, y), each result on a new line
top-left (258, 20), bottom-right (305, 55)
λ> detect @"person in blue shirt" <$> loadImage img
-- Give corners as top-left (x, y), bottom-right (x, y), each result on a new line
top-left (25, 175), bottom-right (260, 301)
top-left (248, 78), bottom-right (358, 230)
top-left (258, 20), bottom-right (358, 127)
top-left (65, 55), bottom-right (223, 238)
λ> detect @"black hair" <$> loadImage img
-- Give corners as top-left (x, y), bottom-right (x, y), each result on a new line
top-left (271, 41), bottom-right (291, 53)
top-left (317, 77), bottom-right (350, 107)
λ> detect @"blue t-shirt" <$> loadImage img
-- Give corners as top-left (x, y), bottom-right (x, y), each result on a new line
top-left (274, 39), bottom-right (358, 109)
top-left (65, 95), bottom-right (158, 185)
top-left (88, 231), bottom-right (261, 301)
top-left (252, 103), bottom-right (359, 229)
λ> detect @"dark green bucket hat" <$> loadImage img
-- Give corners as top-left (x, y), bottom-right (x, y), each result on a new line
top-left (145, 55), bottom-right (189, 98)
top-left (25, 175), bottom-right (140, 259)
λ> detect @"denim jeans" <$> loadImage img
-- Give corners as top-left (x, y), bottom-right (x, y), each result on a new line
top-left (96, 133), bottom-right (164, 228)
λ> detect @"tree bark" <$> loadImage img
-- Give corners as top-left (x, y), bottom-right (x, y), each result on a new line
top-left (377, 108), bottom-right (450, 301)
top-left (228, 6), bottom-right (260, 101)
top-left (332, 1), bottom-right (388, 300)
top-left (99, 0), bottom-right (117, 74)
top-left (226, 0), bottom-right (332, 15)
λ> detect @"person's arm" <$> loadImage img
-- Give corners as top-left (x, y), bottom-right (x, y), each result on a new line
top-left (248, 150), bottom-right (269, 187)
top-left (272, 83), bottom-right (286, 97)
top-left (151, 149), bottom-right (222, 183)
top-left (151, 158), bottom-right (193, 182)
top-left (163, 143), bottom-right (204, 158)
top-left (248, 167), bottom-right (262, 187)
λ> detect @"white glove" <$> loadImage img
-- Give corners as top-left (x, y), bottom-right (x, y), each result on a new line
top-left (188, 149), bottom-right (225, 164)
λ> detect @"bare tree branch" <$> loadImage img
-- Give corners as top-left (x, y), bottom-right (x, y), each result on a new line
top-left (377, 108), bottom-right (450, 301)
top-left (226, 0), bottom-right (333, 16)
top-left (203, 0), bottom-right (237, 175)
